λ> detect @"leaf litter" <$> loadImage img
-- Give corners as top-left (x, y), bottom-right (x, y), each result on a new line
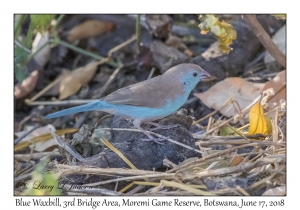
top-left (14, 14), bottom-right (286, 196)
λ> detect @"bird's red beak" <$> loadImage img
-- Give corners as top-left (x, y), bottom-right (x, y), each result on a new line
top-left (201, 70), bottom-right (211, 79)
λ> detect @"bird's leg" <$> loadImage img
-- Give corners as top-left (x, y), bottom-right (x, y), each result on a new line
top-left (147, 122), bottom-right (180, 131)
top-left (132, 119), bottom-right (166, 144)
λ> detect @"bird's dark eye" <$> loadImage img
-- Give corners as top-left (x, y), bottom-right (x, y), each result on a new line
top-left (193, 72), bottom-right (197, 77)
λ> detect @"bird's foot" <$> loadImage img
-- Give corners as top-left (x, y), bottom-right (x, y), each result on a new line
top-left (148, 122), bottom-right (180, 131)
top-left (133, 119), bottom-right (168, 144)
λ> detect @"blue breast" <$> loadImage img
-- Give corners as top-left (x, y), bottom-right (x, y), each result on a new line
top-left (98, 92), bottom-right (189, 121)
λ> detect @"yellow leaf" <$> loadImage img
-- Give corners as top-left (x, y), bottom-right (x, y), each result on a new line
top-left (198, 15), bottom-right (237, 53)
top-left (248, 102), bottom-right (272, 135)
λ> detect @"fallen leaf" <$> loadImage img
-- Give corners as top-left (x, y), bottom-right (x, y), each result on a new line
top-left (261, 70), bottom-right (286, 105)
top-left (195, 77), bottom-right (264, 117)
top-left (15, 124), bottom-right (57, 152)
top-left (262, 186), bottom-right (286, 196)
top-left (248, 102), bottom-right (272, 135)
top-left (14, 126), bottom-right (79, 152)
top-left (44, 69), bottom-right (71, 96)
top-left (14, 70), bottom-right (39, 99)
top-left (67, 20), bottom-right (115, 42)
top-left (25, 69), bottom-right (71, 104)
top-left (59, 62), bottom-right (100, 100)
top-left (230, 156), bottom-right (243, 166)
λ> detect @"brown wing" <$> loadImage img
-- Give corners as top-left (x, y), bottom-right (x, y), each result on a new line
top-left (102, 75), bottom-right (183, 108)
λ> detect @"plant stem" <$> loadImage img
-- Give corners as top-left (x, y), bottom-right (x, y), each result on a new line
top-left (136, 14), bottom-right (141, 53)
top-left (27, 40), bottom-right (50, 61)
top-left (56, 39), bottom-right (118, 68)
top-left (243, 15), bottom-right (286, 68)
top-left (14, 40), bottom-right (31, 53)
top-left (25, 20), bottom-right (35, 48)
top-left (14, 14), bottom-right (26, 38)
top-left (56, 14), bottom-right (65, 25)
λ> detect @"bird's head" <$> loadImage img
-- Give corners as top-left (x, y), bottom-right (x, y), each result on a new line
top-left (164, 63), bottom-right (211, 92)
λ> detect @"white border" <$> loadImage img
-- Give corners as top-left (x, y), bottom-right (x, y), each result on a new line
top-left (5, 0), bottom-right (295, 209)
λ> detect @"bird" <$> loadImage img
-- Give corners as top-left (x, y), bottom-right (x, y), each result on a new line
top-left (44, 63), bottom-right (211, 142)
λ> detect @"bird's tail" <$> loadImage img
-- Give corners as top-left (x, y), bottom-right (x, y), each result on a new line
top-left (44, 101), bottom-right (102, 119)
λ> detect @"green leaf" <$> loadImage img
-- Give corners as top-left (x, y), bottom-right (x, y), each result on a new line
top-left (22, 159), bottom-right (62, 196)
top-left (220, 125), bottom-right (235, 136)
top-left (42, 173), bottom-right (62, 195)
top-left (14, 45), bottom-right (29, 64)
top-left (14, 46), bottom-right (29, 83)
top-left (30, 15), bottom-right (54, 36)
top-left (14, 65), bottom-right (28, 83)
